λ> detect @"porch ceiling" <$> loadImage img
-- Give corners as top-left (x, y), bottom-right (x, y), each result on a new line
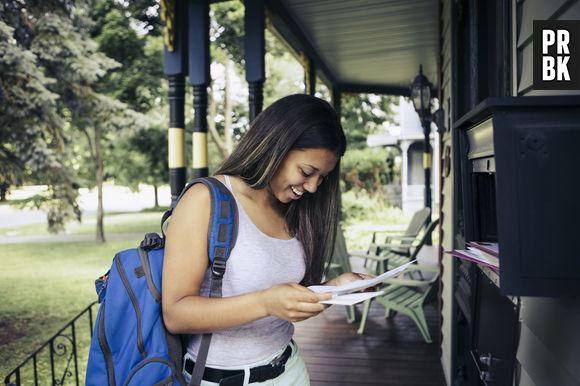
top-left (270, 0), bottom-right (439, 96)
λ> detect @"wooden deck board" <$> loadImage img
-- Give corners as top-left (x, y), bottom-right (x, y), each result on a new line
top-left (293, 300), bottom-right (445, 386)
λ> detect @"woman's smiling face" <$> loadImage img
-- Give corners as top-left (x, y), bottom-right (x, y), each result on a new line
top-left (267, 148), bottom-right (339, 204)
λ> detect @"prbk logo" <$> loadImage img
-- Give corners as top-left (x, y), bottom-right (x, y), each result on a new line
top-left (533, 21), bottom-right (580, 90)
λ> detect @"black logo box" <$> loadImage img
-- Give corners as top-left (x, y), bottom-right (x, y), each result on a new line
top-left (533, 20), bottom-right (580, 90)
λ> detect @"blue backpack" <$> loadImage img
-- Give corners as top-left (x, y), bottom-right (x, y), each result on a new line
top-left (86, 177), bottom-right (238, 386)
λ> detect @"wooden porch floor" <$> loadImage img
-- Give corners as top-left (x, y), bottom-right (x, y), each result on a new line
top-left (294, 245), bottom-right (445, 386)
top-left (294, 302), bottom-right (445, 386)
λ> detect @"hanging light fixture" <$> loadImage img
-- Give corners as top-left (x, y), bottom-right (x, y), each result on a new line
top-left (410, 64), bottom-right (434, 244)
top-left (411, 64), bottom-right (432, 118)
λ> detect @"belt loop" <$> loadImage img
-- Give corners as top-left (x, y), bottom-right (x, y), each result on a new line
top-left (242, 365), bottom-right (250, 386)
top-left (183, 352), bottom-right (194, 375)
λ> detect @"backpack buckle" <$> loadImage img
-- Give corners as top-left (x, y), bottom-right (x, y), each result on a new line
top-left (211, 259), bottom-right (227, 277)
top-left (140, 233), bottom-right (164, 250)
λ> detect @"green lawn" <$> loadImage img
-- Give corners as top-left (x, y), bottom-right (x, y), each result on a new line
top-left (0, 212), bottom-right (164, 382)
top-left (0, 210), bottom-right (167, 237)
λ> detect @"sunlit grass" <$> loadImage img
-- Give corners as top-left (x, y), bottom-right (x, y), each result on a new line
top-left (0, 210), bottom-right (166, 237)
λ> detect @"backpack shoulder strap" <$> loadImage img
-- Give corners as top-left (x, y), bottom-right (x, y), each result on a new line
top-left (161, 177), bottom-right (239, 257)
top-left (161, 177), bottom-right (238, 386)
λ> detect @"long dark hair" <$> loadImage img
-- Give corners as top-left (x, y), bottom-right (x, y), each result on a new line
top-left (216, 94), bottom-right (346, 285)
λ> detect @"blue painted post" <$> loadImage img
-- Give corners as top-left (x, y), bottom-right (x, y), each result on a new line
top-left (188, 0), bottom-right (211, 179)
top-left (245, 0), bottom-right (265, 121)
top-left (162, 0), bottom-right (188, 207)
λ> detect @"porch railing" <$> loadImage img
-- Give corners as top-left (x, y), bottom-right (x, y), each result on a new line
top-left (4, 301), bottom-right (98, 386)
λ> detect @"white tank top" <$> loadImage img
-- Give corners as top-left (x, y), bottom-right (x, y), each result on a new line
top-left (186, 175), bottom-right (306, 366)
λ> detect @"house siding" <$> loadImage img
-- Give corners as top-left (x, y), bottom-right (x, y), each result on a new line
top-left (515, 0), bottom-right (580, 95)
top-left (439, 0), bottom-right (454, 384)
top-left (514, 1), bottom-right (580, 385)
top-left (441, 1), bottom-right (580, 385)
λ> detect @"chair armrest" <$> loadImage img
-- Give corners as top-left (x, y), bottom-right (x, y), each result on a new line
top-left (371, 229), bottom-right (405, 242)
top-left (371, 229), bottom-right (405, 235)
top-left (386, 235), bottom-right (415, 241)
top-left (349, 249), bottom-right (368, 256)
top-left (405, 264), bottom-right (439, 273)
top-left (380, 278), bottom-right (431, 287)
top-left (376, 241), bottom-right (415, 249)
top-left (348, 251), bottom-right (389, 261)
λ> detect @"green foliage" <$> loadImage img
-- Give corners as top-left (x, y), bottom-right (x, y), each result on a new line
top-left (342, 93), bottom-right (398, 149)
top-left (341, 189), bottom-right (379, 222)
top-left (1, 0), bottom-right (402, 238)
top-left (341, 189), bottom-right (407, 223)
top-left (0, 12), bottom-right (82, 231)
top-left (341, 190), bottom-right (410, 251)
top-left (95, 9), bottom-right (143, 68)
top-left (124, 0), bottom-right (163, 36)
top-left (32, 13), bottom-right (119, 88)
top-left (110, 127), bottom-right (169, 192)
top-left (212, 1), bottom-right (245, 63)
top-left (341, 147), bottom-right (397, 195)
top-left (1, 0), bottom-right (153, 234)
top-left (91, 5), bottom-right (164, 113)
top-left (263, 31), bottom-right (305, 107)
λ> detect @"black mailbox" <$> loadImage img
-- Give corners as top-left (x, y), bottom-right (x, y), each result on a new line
top-left (456, 96), bottom-right (580, 296)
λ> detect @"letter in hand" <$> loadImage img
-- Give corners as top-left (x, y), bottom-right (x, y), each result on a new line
top-left (262, 283), bottom-right (333, 323)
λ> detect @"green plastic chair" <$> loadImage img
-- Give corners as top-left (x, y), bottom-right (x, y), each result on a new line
top-left (351, 212), bottom-right (436, 276)
top-left (325, 224), bottom-right (356, 323)
top-left (371, 207), bottom-right (431, 255)
top-left (357, 264), bottom-right (439, 342)
top-left (356, 219), bottom-right (440, 343)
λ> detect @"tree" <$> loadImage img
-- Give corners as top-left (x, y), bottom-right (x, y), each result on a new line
top-left (2, 0), bottom-right (157, 238)
top-left (341, 148), bottom-right (395, 197)
top-left (111, 127), bottom-right (169, 208)
top-left (83, 0), bottom-right (167, 212)
top-left (342, 93), bottom-right (398, 149)
top-left (32, 12), bottom-right (147, 242)
top-left (0, 5), bottom-right (81, 231)
top-left (207, 2), bottom-right (247, 159)
top-left (90, 6), bottom-right (165, 113)
top-left (206, 1), bottom-right (306, 161)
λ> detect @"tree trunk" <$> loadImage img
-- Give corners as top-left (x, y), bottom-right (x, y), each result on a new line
top-left (207, 81), bottom-right (229, 158)
top-left (0, 183), bottom-right (8, 202)
top-left (95, 125), bottom-right (106, 243)
top-left (153, 184), bottom-right (159, 208)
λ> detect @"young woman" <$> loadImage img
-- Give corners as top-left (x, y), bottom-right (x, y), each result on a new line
top-left (162, 94), bottom-right (368, 386)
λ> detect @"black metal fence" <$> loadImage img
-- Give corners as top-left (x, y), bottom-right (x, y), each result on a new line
top-left (4, 301), bottom-right (98, 386)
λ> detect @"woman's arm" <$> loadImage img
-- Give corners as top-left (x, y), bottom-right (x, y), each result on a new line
top-left (161, 183), bottom-right (331, 335)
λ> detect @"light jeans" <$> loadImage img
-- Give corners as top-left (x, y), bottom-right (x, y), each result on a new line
top-left (183, 340), bottom-right (310, 386)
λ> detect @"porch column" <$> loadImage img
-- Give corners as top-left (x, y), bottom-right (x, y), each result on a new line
top-left (188, 0), bottom-right (210, 178)
top-left (162, 0), bottom-right (188, 207)
top-left (167, 76), bottom-right (186, 205)
top-left (422, 120), bottom-right (432, 245)
top-left (400, 141), bottom-right (410, 214)
top-left (245, 0), bottom-right (265, 121)
top-left (305, 57), bottom-right (316, 96)
top-left (332, 87), bottom-right (341, 117)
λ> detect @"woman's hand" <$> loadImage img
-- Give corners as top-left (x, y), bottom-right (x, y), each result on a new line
top-left (325, 272), bottom-right (375, 288)
top-left (261, 283), bottom-right (333, 323)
